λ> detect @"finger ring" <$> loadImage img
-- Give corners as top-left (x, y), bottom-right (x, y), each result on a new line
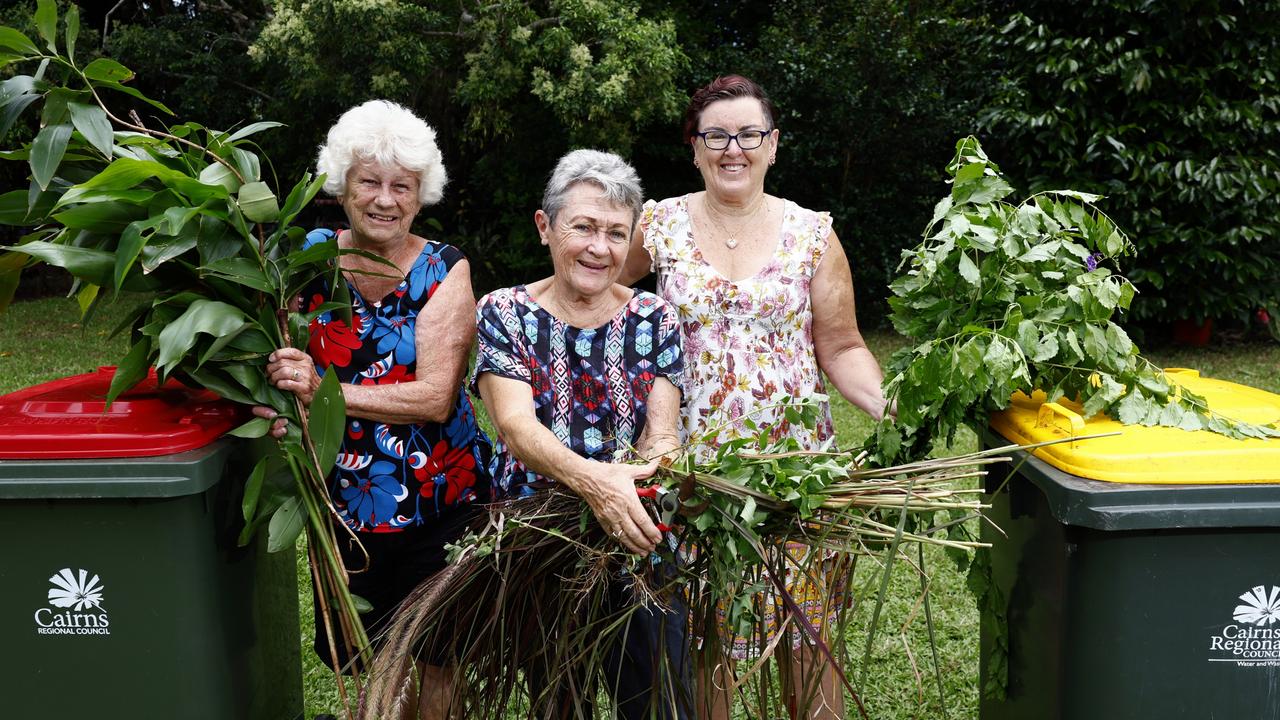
top-left (612, 529), bottom-right (622, 538)
top-left (293, 370), bottom-right (300, 381)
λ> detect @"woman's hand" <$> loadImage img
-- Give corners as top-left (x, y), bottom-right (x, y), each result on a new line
top-left (575, 458), bottom-right (665, 555)
top-left (267, 347), bottom-right (320, 406)
top-left (251, 405), bottom-right (290, 439)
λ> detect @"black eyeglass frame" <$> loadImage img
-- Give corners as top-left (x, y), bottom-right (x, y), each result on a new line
top-left (693, 128), bottom-right (773, 151)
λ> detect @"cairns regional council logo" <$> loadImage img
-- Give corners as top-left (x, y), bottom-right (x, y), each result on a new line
top-left (1207, 585), bottom-right (1280, 667)
top-left (33, 568), bottom-right (111, 636)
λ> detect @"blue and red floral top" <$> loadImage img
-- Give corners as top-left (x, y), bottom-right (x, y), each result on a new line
top-left (473, 285), bottom-right (683, 495)
top-left (303, 229), bottom-right (491, 533)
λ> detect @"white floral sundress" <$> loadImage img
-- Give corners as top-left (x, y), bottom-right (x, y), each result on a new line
top-left (642, 194), bottom-right (846, 658)
top-left (642, 194), bottom-right (837, 458)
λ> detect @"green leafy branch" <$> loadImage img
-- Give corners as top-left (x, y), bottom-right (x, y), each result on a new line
top-left (0, 4), bottom-right (378, 716)
top-left (869, 136), bottom-right (1280, 466)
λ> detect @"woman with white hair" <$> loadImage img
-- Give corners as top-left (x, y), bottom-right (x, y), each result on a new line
top-left (256, 99), bottom-right (490, 719)
top-left (474, 149), bottom-right (691, 718)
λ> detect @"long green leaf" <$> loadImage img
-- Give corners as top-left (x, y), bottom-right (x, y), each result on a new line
top-left (241, 456), bottom-right (269, 522)
top-left (223, 362), bottom-right (272, 405)
top-left (54, 186), bottom-right (156, 209)
top-left (0, 27), bottom-right (39, 55)
top-left (94, 79), bottom-right (171, 114)
top-left (5, 240), bottom-right (113, 286)
top-left (267, 495), bottom-right (305, 553)
top-left (81, 57), bottom-right (133, 83)
top-left (53, 200), bottom-right (145, 232)
top-left (308, 369), bottom-right (346, 479)
top-left (237, 180), bottom-right (279, 223)
top-left (229, 417), bottom-right (272, 439)
top-left (0, 91), bottom-right (40, 141)
top-left (226, 121), bottom-right (284, 143)
top-left (140, 226), bottom-right (199, 273)
top-left (30, 123), bottom-right (72, 190)
top-left (68, 101), bottom-right (112, 157)
top-left (184, 366), bottom-right (257, 406)
top-left (113, 216), bottom-right (166, 291)
top-left (155, 299), bottom-right (249, 372)
top-left (203, 256), bottom-right (276, 293)
top-left (64, 4), bottom-right (78, 61)
top-left (198, 160), bottom-right (241, 193)
top-left (106, 337), bottom-right (153, 406)
top-left (0, 251), bottom-right (24, 313)
top-left (34, 0), bottom-right (57, 52)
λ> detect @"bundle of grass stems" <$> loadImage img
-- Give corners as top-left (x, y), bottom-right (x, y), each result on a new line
top-left (347, 432), bottom-right (1067, 720)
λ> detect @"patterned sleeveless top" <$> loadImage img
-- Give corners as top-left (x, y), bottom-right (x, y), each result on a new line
top-left (303, 229), bottom-right (491, 532)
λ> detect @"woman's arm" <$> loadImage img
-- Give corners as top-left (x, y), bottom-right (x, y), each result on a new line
top-left (266, 259), bottom-right (477, 425)
top-left (477, 372), bottom-right (663, 555)
top-left (619, 220), bottom-right (654, 287)
top-left (810, 230), bottom-right (892, 421)
top-left (634, 377), bottom-right (681, 459)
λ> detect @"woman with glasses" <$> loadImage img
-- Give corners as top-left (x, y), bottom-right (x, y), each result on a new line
top-left (620, 74), bottom-right (892, 720)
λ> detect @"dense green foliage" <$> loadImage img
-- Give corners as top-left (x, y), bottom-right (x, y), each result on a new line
top-left (978, 0), bottom-right (1280, 327)
top-left (871, 137), bottom-right (1280, 465)
top-left (4, 0), bottom-right (1276, 330)
top-left (3, 0), bottom-right (984, 324)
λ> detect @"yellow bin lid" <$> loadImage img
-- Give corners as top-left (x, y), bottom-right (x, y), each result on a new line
top-left (989, 369), bottom-right (1280, 484)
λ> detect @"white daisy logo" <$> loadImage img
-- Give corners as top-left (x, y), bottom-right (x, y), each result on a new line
top-left (47, 568), bottom-right (105, 612)
top-left (1232, 585), bottom-right (1280, 626)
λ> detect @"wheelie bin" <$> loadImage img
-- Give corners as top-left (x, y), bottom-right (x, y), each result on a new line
top-left (980, 369), bottom-right (1280, 720)
top-left (0, 368), bottom-right (303, 720)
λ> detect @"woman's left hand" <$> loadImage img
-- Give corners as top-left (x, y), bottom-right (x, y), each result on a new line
top-left (267, 347), bottom-right (320, 406)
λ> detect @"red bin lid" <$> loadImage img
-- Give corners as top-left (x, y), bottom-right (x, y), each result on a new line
top-left (0, 367), bottom-right (244, 459)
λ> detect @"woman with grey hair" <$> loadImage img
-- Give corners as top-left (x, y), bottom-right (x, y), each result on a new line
top-left (255, 99), bottom-right (491, 719)
top-left (473, 148), bottom-right (691, 718)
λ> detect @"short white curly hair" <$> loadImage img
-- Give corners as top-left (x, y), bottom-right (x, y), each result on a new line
top-left (316, 100), bottom-right (447, 205)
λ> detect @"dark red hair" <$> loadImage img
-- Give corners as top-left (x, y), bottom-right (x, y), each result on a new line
top-left (682, 75), bottom-right (778, 143)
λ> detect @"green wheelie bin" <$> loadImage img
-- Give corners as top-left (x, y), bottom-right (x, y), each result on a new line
top-left (980, 369), bottom-right (1280, 720)
top-left (0, 368), bottom-right (302, 720)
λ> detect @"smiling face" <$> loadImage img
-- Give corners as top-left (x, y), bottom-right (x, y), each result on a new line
top-left (340, 160), bottom-right (422, 248)
top-left (692, 95), bottom-right (779, 202)
top-left (535, 182), bottom-right (634, 302)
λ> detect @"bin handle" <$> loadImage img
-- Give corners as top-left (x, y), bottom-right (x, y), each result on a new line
top-left (1037, 402), bottom-right (1084, 445)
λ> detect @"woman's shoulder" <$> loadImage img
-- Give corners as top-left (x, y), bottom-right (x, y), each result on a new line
top-left (477, 284), bottom-right (532, 313)
top-left (779, 198), bottom-right (834, 253)
top-left (626, 288), bottom-right (677, 318)
top-left (419, 238), bottom-right (465, 264)
top-left (646, 193), bottom-right (693, 222)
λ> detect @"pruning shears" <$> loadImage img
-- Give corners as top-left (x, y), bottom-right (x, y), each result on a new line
top-left (636, 485), bottom-right (681, 532)
top-left (637, 473), bottom-right (708, 533)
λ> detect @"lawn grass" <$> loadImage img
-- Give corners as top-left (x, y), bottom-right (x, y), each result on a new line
top-left (4, 294), bottom-right (1278, 719)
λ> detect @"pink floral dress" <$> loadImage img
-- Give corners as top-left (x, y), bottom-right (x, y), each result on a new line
top-left (642, 194), bottom-right (846, 658)
top-left (641, 194), bottom-right (837, 460)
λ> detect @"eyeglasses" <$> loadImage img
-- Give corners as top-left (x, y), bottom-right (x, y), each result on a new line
top-left (694, 128), bottom-right (771, 151)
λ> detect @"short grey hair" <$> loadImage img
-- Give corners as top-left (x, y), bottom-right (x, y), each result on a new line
top-left (541, 149), bottom-right (643, 228)
top-left (316, 100), bottom-right (447, 205)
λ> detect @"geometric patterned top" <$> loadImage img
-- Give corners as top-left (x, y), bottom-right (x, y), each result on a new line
top-left (473, 285), bottom-right (684, 495)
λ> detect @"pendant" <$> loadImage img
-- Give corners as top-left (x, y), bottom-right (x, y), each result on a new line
top-left (725, 236), bottom-right (738, 249)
